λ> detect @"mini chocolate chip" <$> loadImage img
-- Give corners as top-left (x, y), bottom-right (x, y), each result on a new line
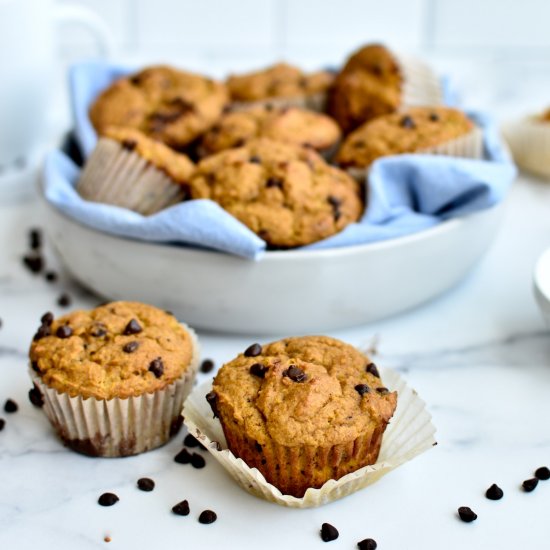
top-left (33, 324), bottom-right (51, 341)
top-left (352, 140), bottom-right (365, 148)
top-left (98, 493), bottom-right (119, 507)
top-left (485, 484), bottom-right (503, 500)
top-left (198, 510), bottom-right (217, 524)
top-left (355, 384), bottom-right (370, 396)
top-left (200, 359), bottom-right (215, 373)
top-left (250, 363), bottom-right (268, 378)
top-left (244, 343), bottom-right (262, 357)
top-left (41, 312), bottom-right (54, 326)
top-left (172, 500), bottom-right (190, 516)
top-left (429, 112), bottom-right (439, 122)
top-left (535, 466), bottom-right (550, 480)
top-left (249, 155), bottom-right (262, 164)
top-left (174, 448), bottom-right (192, 464)
top-left (366, 363), bottom-right (380, 377)
top-left (357, 539), bottom-right (377, 550)
top-left (0, 418), bottom-right (5, 431)
top-left (184, 434), bottom-right (201, 448)
top-left (206, 391), bottom-right (219, 418)
top-left (56, 325), bottom-right (72, 339)
top-left (400, 115), bottom-right (416, 129)
top-left (123, 341), bottom-right (139, 353)
top-left (23, 254), bottom-right (43, 274)
top-left (191, 453), bottom-right (206, 469)
top-left (123, 319), bottom-right (142, 335)
top-left (4, 399), bottom-right (18, 413)
top-left (91, 324), bottom-right (107, 337)
top-left (458, 506), bottom-right (477, 522)
top-left (137, 478), bottom-right (155, 492)
top-left (29, 228), bottom-right (42, 250)
top-left (148, 357), bottom-right (164, 377)
top-left (31, 361), bottom-right (40, 373)
top-left (57, 293), bottom-right (71, 308)
top-left (283, 365), bottom-right (307, 383)
top-left (28, 386), bottom-right (44, 408)
top-left (122, 139), bottom-right (137, 151)
top-left (320, 523), bottom-right (339, 542)
top-left (255, 442), bottom-right (263, 453)
top-left (327, 196), bottom-right (342, 208)
top-left (44, 271), bottom-right (58, 283)
top-left (523, 478), bottom-right (539, 492)
top-left (265, 177), bottom-right (283, 189)
top-left (376, 387), bottom-right (389, 395)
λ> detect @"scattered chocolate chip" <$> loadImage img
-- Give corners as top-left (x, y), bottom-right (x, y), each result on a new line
top-left (265, 177), bottom-right (283, 189)
top-left (123, 319), bottom-right (142, 335)
top-left (357, 539), bottom-right (377, 550)
top-left (400, 115), bottom-right (416, 129)
top-left (198, 510), bottom-right (217, 524)
top-left (249, 363), bottom-right (268, 378)
top-left (190, 453), bottom-right (206, 469)
top-left (123, 341), bottom-right (139, 353)
top-left (206, 391), bottom-right (219, 418)
top-left (148, 357), bottom-right (164, 377)
top-left (45, 271), bottom-right (58, 283)
top-left (283, 365), bottom-right (307, 383)
top-left (355, 384), bottom-right (370, 396)
top-left (244, 343), bottom-right (262, 357)
top-left (485, 484), bottom-right (503, 500)
top-left (57, 293), bottom-right (71, 308)
top-left (376, 387), bottom-right (389, 395)
top-left (200, 359), bottom-right (215, 374)
top-left (366, 363), bottom-right (380, 377)
top-left (33, 324), bottom-right (51, 341)
top-left (429, 112), bottom-right (440, 122)
top-left (41, 312), bottom-right (54, 326)
top-left (28, 386), bottom-right (44, 407)
top-left (137, 478), bottom-right (155, 492)
top-left (249, 155), bottom-right (262, 164)
top-left (22, 254), bottom-right (44, 274)
top-left (320, 523), bottom-right (339, 542)
top-left (184, 434), bottom-right (201, 448)
top-left (172, 500), bottom-right (190, 516)
top-left (98, 493), bottom-right (119, 506)
top-left (4, 399), bottom-right (18, 413)
top-left (56, 325), bottom-right (72, 339)
top-left (122, 139), bottom-right (137, 151)
top-left (458, 506), bottom-right (477, 522)
top-left (174, 448), bottom-right (192, 464)
top-left (91, 324), bottom-right (107, 337)
top-left (535, 466), bottom-right (550, 480)
top-left (523, 478), bottom-right (539, 492)
top-left (29, 228), bottom-right (42, 250)
top-left (0, 418), bottom-right (5, 431)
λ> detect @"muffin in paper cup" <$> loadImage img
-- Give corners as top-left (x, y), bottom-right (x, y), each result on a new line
top-left (28, 302), bottom-right (200, 457)
top-left (77, 127), bottom-right (195, 216)
top-left (182, 337), bottom-right (436, 507)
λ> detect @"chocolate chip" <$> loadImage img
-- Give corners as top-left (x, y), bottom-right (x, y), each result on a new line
top-left (122, 139), bottom-right (137, 151)
top-left (376, 387), bottom-right (389, 395)
top-left (190, 453), bottom-right (206, 469)
top-left (28, 385), bottom-right (44, 408)
top-left (198, 510), bottom-right (217, 524)
top-left (33, 324), bottom-right (51, 341)
top-left (400, 115), bottom-right (416, 129)
top-left (41, 312), bottom-right (54, 326)
top-left (0, 418), bottom-right (5, 431)
top-left (29, 228), bottom-right (42, 250)
top-left (57, 293), bottom-right (71, 308)
top-left (327, 195), bottom-right (342, 221)
top-left (170, 415), bottom-right (183, 436)
top-left (98, 493), bottom-right (119, 506)
top-left (265, 177), bottom-right (283, 189)
top-left (283, 365), bottom-right (307, 383)
top-left (485, 484), bottom-right (503, 500)
top-left (148, 357), bottom-right (164, 377)
top-left (123, 341), bottom-right (139, 353)
top-left (523, 478), bottom-right (539, 492)
top-left (45, 271), bottom-right (58, 283)
top-left (255, 442), bottom-right (263, 453)
top-left (355, 384), bottom-right (370, 396)
top-left (137, 478), bottom-right (155, 492)
top-left (31, 361), bottom-right (40, 373)
top-left (123, 319), bottom-right (142, 335)
top-left (4, 399), bottom-right (18, 413)
top-left (366, 363), bottom-right (380, 377)
top-left (91, 324), bottom-right (107, 337)
top-left (352, 140), bottom-right (365, 148)
top-left (244, 343), bottom-right (262, 357)
top-left (22, 254), bottom-right (43, 274)
top-left (174, 448), bottom-right (192, 464)
top-left (249, 155), bottom-right (262, 164)
top-left (250, 363), bottom-right (268, 378)
top-left (206, 391), bottom-right (219, 418)
top-left (172, 500), bottom-right (190, 516)
top-left (357, 539), bottom-right (377, 550)
top-left (184, 434), bottom-right (201, 448)
top-left (535, 466), bottom-right (550, 480)
top-left (200, 359), bottom-right (215, 373)
top-left (56, 325), bottom-right (72, 339)
top-left (458, 506), bottom-right (477, 522)
top-left (320, 523), bottom-right (339, 542)
top-left (429, 112), bottom-right (439, 122)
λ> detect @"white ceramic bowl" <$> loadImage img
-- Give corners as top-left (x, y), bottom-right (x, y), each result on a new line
top-left (534, 246), bottom-right (550, 329)
top-left (40, 186), bottom-right (504, 334)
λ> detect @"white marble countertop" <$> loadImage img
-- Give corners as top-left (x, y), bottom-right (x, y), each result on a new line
top-left (2, 65), bottom-right (550, 550)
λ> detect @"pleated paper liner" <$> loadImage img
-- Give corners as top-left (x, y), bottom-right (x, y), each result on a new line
top-left (182, 367), bottom-right (436, 508)
top-left (503, 117), bottom-right (550, 179)
top-left (29, 323), bottom-right (200, 458)
top-left (77, 138), bottom-right (189, 215)
top-left (398, 54), bottom-right (444, 108)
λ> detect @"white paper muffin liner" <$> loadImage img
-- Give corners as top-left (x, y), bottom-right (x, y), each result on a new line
top-left (182, 366), bottom-right (436, 508)
top-left (77, 138), bottom-right (188, 215)
top-left (398, 55), bottom-right (444, 108)
top-left (503, 117), bottom-right (550, 179)
top-left (29, 323), bottom-right (200, 458)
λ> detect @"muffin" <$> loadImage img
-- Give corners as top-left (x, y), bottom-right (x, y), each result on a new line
top-left (188, 138), bottom-right (364, 248)
top-left (200, 105), bottom-right (342, 158)
top-left (77, 127), bottom-right (195, 215)
top-left (226, 62), bottom-right (334, 111)
top-left (28, 302), bottom-right (199, 457)
top-left (207, 336), bottom-right (398, 498)
top-left (89, 65), bottom-right (229, 149)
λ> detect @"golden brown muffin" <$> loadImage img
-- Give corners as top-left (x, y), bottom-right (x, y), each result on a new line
top-left (328, 44), bottom-right (403, 133)
top-left (540, 108), bottom-right (550, 122)
top-left (208, 336), bottom-right (397, 497)
top-left (188, 138), bottom-right (363, 248)
top-left (336, 107), bottom-right (474, 169)
top-left (89, 65), bottom-right (229, 149)
top-left (200, 105), bottom-right (341, 156)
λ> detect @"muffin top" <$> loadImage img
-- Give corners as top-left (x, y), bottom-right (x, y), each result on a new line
top-left (200, 105), bottom-right (342, 156)
top-left (212, 336), bottom-right (397, 448)
top-left (189, 138), bottom-right (363, 248)
top-left (540, 108), bottom-right (550, 122)
top-left (29, 302), bottom-right (195, 400)
top-left (341, 43), bottom-right (402, 88)
top-left (102, 126), bottom-right (195, 184)
top-left (336, 107), bottom-right (474, 168)
top-left (227, 63), bottom-right (334, 102)
top-left (89, 65), bottom-right (229, 149)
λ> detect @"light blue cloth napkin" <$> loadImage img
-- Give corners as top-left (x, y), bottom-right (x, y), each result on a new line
top-left (45, 61), bottom-right (516, 260)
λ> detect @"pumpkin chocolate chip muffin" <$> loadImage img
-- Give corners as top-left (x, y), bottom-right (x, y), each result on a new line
top-left (89, 65), bottom-right (229, 149)
top-left (208, 336), bottom-right (397, 498)
top-left (188, 138), bottom-right (363, 248)
top-left (29, 302), bottom-right (199, 457)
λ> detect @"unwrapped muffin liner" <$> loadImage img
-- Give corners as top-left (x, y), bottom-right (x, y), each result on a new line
top-left (502, 117), bottom-right (550, 179)
top-left (77, 138), bottom-right (189, 215)
top-left (29, 323), bottom-right (200, 458)
top-left (183, 366), bottom-right (436, 508)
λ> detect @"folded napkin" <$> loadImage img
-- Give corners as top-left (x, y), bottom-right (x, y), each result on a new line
top-left (44, 62), bottom-right (516, 261)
